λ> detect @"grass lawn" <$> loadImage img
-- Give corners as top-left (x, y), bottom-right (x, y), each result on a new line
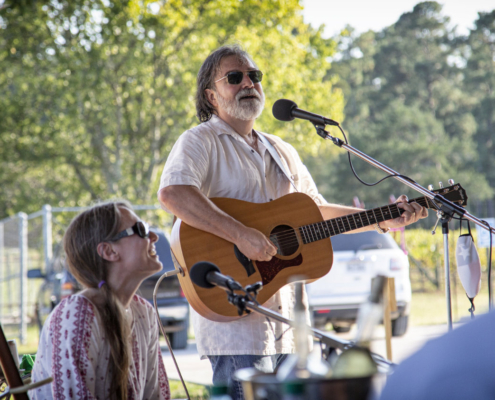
top-left (169, 380), bottom-right (209, 400)
top-left (411, 286), bottom-right (490, 326)
top-left (3, 324), bottom-right (39, 356)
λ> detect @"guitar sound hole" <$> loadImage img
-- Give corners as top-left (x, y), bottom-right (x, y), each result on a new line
top-left (270, 225), bottom-right (299, 256)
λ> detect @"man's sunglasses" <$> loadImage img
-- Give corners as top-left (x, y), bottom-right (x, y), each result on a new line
top-left (215, 70), bottom-right (263, 85)
top-left (110, 221), bottom-right (150, 242)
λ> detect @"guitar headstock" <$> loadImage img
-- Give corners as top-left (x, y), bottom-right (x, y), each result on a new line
top-left (428, 183), bottom-right (468, 208)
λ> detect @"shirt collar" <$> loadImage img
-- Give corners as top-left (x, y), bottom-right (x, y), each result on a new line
top-left (208, 114), bottom-right (239, 137)
top-left (208, 114), bottom-right (265, 144)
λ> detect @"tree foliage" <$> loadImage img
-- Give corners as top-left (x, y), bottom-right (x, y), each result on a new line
top-left (309, 2), bottom-right (494, 207)
top-left (1, 1), bottom-right (494, 218)
top-left (464, 10), bottom-right (495, 192)
top-left (0, 0), bottom-right (343, 217)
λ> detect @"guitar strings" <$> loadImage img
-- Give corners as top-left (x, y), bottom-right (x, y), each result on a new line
top-left (268, 192), bottom-right (457, 251)
top-left (270, 202), bottom-right (406, 243)
top-left (267, 196), bottom-right (434, 249)
top-left (269, 203), bottom-right (406, 247)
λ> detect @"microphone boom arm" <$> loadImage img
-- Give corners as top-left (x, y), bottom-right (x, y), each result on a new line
top-left (226, 279), bottom-right (394, 373)
top-left (313, 124), bottom-right (493, 235)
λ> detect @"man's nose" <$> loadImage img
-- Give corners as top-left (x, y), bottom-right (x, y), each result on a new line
top-left (241, 72), bottom-right (255, 88)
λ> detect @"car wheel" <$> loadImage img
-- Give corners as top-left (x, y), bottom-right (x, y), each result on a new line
top-left (392, 314), bottom-right (409, 337)
top-left (170, 326), bottom-right (188, 350)
top-left (333, 324), bottom-right (352, 333)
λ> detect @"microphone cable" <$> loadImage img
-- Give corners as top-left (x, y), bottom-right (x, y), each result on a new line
top-left (153, 268), bottom-right (191, 400)
top-left (334, 124), bottom-right (472, 222)
top-left (335, 124), bottom-right (417, 188)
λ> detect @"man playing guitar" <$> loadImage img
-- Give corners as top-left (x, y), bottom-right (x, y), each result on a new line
top-left (158, 44), bottom-right (427, 400)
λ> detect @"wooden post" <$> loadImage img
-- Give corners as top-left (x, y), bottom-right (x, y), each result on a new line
top-left (383, 277), bottom-right (397, 361)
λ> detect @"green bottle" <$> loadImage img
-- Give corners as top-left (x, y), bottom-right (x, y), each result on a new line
top-left (282, 381), bottom-right (305, 400)
top-left (210, 384), bottom-right (232, 400)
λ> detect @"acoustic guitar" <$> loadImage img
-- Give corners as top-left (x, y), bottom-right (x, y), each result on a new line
top-left (170, 184), bottom-right (467, 322)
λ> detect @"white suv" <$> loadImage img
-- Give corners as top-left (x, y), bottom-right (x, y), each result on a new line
top-left (306, 231), bottom-right (411, 336)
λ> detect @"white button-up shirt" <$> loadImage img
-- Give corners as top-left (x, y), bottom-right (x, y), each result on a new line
top-left (159, 115), bottom-right (327, 357)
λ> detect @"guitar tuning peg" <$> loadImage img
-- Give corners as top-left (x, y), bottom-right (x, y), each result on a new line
top-left (428, 184), bottom-right (434, 191)
top-left (438, 182), bottom-right (444, 188)
top-left (448, 179), bottom-right (455, 185)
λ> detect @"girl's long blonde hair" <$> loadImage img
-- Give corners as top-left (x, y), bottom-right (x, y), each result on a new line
top-left (64, 201), bottom-right (132, 400)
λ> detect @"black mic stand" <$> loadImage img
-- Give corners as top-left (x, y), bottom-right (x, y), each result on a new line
top-left (313, 123), bottom-right (495, 330)
top-left (225, 280), bottom-right (394, 373)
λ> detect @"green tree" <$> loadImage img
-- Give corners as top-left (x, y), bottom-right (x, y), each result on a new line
top-left (0, 0), bottom-right (343, 217)
top-left (308, 2), bottom-right (492, 207)
top-left (464, 10), bottom-right (495, 190)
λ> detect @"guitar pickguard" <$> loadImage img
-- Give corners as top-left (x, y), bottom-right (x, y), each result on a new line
top-left (256, 254), bottom-right (303, 285)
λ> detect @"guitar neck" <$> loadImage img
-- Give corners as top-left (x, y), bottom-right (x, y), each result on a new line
top-left (299, 196), bottom-right (433, 244)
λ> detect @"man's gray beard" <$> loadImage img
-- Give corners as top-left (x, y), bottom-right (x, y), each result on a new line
top-left (216, 88), bottom-right (265, 121)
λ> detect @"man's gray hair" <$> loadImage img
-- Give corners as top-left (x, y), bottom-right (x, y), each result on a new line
top-left (195, 44), bottom-right (257, 123)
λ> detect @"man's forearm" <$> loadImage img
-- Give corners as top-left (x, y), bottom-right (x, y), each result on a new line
top-left (159, 185), bottom-right (277, 261)
top-left (158, 185), bottom-right (245, 244)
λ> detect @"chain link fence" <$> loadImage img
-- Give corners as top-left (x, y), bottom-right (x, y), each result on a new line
top-left (0, 213), bottom-right (29, 343)
top-left (0, 204), bottom-right (173, 343)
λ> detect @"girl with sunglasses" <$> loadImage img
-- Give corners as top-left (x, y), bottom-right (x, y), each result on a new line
top-left (30, 201), bottom-right (171, 400)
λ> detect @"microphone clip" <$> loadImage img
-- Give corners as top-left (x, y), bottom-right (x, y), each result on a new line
top-left (227, 281), bottom-right (263, 316)
top-left (313, 123), bottom-right (344, 147)
top-left (245, 281), bottom-right (263, 297)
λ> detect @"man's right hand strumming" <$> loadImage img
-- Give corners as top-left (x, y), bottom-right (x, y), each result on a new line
top-left (235, 226), bottom-right (277, 262)
top-left (159, 185), bottom-right (277, 262)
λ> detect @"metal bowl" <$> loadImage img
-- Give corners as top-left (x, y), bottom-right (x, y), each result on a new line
top-left (234, 368), bottom-right (373, 400)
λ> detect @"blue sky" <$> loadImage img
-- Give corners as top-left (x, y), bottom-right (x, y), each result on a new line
top-left (302, 0), bottom-right (495, 37)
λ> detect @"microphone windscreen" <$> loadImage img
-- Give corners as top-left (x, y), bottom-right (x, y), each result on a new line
top-left (189, 261), bottom-right (220, 288)
top-left (272, 99), bottom-right (297, 121)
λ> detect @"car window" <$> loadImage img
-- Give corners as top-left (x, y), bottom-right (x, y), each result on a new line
top-left (330, 231), bottom-right (398, 252)
top-left (152, 230), bottom-right (176, 274)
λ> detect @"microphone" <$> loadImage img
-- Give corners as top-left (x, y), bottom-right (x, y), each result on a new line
top-left (272, 99), bottom-right (339, 126)
top-left (189, 262), bottom-right (243, 291)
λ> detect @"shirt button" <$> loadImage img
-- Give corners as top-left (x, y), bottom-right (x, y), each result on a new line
top-left (251, 149), bottom-right (254, 153)
top-left (270, 198), bottom-right (273, 201)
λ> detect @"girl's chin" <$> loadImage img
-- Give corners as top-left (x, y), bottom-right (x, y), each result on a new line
top-left (152, 259), bottom-right (163, 272)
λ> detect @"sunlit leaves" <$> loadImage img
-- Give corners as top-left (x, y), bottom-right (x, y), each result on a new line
top-left (0, 0), bottom-right (342, 217)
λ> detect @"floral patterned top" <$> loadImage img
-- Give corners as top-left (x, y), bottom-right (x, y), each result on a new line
top-left (30, 294), bottom-right (170, 400)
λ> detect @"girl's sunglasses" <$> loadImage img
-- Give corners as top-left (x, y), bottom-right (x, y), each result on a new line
top-left (110, 221), bottom-right (150, 241)
top-left (215, 70), bottom-right (263, 85)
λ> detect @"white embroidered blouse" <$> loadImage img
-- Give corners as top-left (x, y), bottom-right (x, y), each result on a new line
top-left (30, 294), bottom-right (170, 400)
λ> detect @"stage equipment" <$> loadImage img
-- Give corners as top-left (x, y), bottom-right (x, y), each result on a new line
top-left (272, 99), bottom-right (494, 330)
top-left (272, 99), bottom-right (339, 127)
top-left (188, 262), bottom-right (393, 372)
top-left (190, 262), bottom-right (391, 400)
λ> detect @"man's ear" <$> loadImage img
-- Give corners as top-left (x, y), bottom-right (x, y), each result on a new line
top-left (205, 88), bottom-right (218, 108)
top-left (97, 242), bottom-right (120, 262)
